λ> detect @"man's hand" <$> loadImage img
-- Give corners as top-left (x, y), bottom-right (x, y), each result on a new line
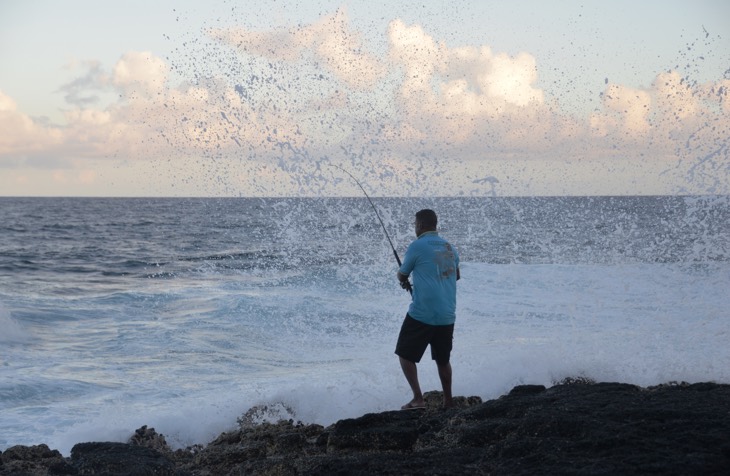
top-left (397, 271), bottom-right (413, 293)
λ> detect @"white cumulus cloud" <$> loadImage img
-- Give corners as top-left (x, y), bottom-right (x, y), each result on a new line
top-left (0, 9), bottom-right (728, 196)
top-left (210, 8), bottom-right (385, 90)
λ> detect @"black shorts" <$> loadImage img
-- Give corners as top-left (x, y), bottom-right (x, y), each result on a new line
top-left (395, 314), bottom-right (454, 365)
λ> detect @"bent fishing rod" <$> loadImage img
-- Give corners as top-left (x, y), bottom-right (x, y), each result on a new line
top-left (333, 165), bottom-right (412, 295)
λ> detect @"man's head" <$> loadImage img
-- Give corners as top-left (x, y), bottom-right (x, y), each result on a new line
top-left (415, 209), bottom-right (437, 236)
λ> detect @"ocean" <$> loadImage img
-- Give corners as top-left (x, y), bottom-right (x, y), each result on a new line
top-left (1, 196), bottom-right (728, 455)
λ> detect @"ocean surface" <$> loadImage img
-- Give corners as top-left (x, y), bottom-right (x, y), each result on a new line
top-left (1, 196), bottom-right (728, 455)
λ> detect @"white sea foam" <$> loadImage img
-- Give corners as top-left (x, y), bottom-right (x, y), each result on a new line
top-left (6, 260), bottom-right (724, 456)
top-left (1, 197), bottom-right (728, 455)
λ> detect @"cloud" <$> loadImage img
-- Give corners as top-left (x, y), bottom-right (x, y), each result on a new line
top-left (387, 20), bottom-right (442, 98)
top-left (586, 71), bottom-right (730, 163)
top-left (0, 90), bottom-right (63, 157)
top-left (112, 51), bottom-right (168, 98)
top-left (591, 83), bottom-right (652, 138)
top-left (383, 19), bottom-right (551, 157)
top-left (0, 10), bottom-right (728, 196)
top-left (58, 60), bottom-right (108, 107)
top-left (653, 71), bottom-right (701, 121)
top-left (483, 52), bottom-right (543, 107)
top-left (210, 8), bottom-right (385, 90)
top-left (387, 20), bottom-right (544, 110)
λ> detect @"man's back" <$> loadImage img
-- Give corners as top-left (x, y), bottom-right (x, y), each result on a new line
top-left (400, 230), bottom-right (459, 325)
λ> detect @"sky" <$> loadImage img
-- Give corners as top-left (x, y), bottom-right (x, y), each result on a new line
top-left (1, 0), bottom-right (728, 197)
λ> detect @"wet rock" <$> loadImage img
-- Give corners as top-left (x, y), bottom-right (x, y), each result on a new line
top-left (128, 425), bottom-right (171, 454)
top-left (0, 444), bottom-right (73, 475)
top-left (3, 382), bottom-right (730, 475)
top-left (237, 402), bottom-right (297, 428)
top-left (71, 442), bottom-right (177, 476)
top-left (185, 419), bottom-right (327, 475)
top-left (327, 409), bottom-right (423, 453)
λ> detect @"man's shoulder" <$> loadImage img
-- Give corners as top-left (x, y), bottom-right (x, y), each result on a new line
top-left (427, 233), bottom-right (452, 246)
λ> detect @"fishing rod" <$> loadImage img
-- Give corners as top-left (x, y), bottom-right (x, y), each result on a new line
top-left (332, 165), bottom-right (412, 295)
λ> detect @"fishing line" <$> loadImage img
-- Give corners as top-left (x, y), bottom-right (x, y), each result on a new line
top-left (332, 165), bottom-right (412, 295)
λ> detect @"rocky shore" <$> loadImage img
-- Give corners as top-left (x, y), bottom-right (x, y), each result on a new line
top-left (2, 381), bottom-right (729, 475)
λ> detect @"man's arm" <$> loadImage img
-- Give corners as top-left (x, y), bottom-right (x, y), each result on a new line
top-left (397, 271), bottom-right (410, 288)
top-left (456, 267), bottom-right (461, 281)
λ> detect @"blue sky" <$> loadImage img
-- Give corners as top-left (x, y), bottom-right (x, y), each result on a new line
top-left (1, 0), bottom-right (728, 196)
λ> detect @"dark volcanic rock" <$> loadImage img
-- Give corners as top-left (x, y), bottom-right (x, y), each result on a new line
top-left (128, 425), bottom-right (171, 454)
top-left (3, 382), bottom-right (730, 475)
top-left (0, 444), bottom-right (74, 475)
top-left (327, 410), bottom-right (423, 453)
top-left (71, 442), bottom-right (177, 475)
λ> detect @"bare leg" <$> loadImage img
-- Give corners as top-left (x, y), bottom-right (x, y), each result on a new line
top-left (437, 362), bottom-right (453, 408)
top-left (399, 356), bottom-right (424, 408)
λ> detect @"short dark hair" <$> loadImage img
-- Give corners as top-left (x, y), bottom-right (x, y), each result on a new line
top-left (415, 209), bottom-right (437, 228)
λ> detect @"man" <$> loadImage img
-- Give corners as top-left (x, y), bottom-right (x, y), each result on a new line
top-left (396, 209), bottom-right (460, 409)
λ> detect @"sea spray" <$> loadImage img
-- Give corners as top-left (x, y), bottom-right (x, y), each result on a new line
top-left (0, 197), bottom-right (727, 455)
